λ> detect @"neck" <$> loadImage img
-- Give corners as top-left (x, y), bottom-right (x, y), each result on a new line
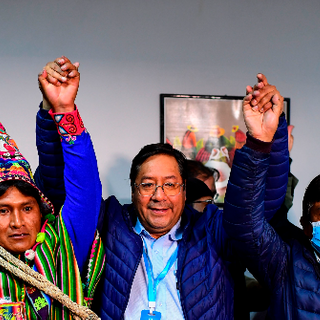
top-left (149, 231), bottom-right (167, 239)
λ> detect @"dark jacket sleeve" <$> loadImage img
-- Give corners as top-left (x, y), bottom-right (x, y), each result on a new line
top-left (264, 114), bottom-right (290, 221)
top-left (222, 119), bottom-right (289, 290)
top-left (34, 103), bottom-right (66, 213)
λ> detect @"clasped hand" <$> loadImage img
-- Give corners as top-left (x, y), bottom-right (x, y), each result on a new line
top-left (38, 56), bottom-right (80, 113)
top-left (243, 73), bottom-right (284, 142)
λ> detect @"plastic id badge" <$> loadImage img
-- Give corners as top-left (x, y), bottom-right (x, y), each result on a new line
top-left (140, 310), bottom-right (161, 320)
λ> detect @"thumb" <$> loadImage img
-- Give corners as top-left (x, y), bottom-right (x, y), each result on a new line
top-left (73, 62), bottom-right (80, 70)
top-left (287, 125), bottom-right (294, 136)
top-left (272, 94), bottom-right (283, 116)
top-left (38, 69), bottom-right (48, 86)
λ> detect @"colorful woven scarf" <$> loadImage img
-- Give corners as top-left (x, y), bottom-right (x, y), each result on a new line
top-left (0, 212), bottom-right (105, 319)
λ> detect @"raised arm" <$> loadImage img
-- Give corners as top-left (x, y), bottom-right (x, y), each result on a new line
top-left (223, 74), bottom-right (289, 290)
top-left (38, 57), bottom-right (102, 273)
top-left (34, 103), bottom-right (65, 213)
top-left (34, 57), bottom-right (80, 211)
top-left (244, 74), bottom-right (289, 219)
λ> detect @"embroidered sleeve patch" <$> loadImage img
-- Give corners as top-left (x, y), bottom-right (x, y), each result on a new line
top-left (49, 106), bottom-right (85, 137)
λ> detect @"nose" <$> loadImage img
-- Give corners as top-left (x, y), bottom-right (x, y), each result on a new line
top-left (10, 210), bottom-right (23, 229)
top-left (151, 185), bottom-right (167, 201)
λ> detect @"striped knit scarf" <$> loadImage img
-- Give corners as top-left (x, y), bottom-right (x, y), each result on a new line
top-left (0, 214), bottom-right (105, 319)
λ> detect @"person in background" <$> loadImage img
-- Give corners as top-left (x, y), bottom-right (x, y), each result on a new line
top-left (186, 159), bottom-right (219, 195)
top-left (223, 81), bottom-right (320, 319)
top-left (186, 177), bottom-right (214, 212)
top-left (245, 124), bottom-right (300, 318)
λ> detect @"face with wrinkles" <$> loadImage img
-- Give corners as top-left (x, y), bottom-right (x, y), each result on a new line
top-left (0, 186), bottom-right (42, 254)
top-left (132, 154), bottom-right (186, 239)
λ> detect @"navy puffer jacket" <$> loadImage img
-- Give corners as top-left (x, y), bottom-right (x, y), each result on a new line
top-left (98, 197), bottom-right (234, 320)
top-left (223, 117), bottom-right (320, 319)
top-left (97, 116), bottom-right (289, 320)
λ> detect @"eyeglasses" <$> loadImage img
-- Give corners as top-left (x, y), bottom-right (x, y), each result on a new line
top-left (134, 182), bottom-right (184, 197)
top-left (192, 199), bottom-right (214, 204)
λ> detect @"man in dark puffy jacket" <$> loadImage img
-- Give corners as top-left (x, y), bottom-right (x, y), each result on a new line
top-left (223, 86), bottom-right (320, 319)
top-left (35, 73), bottom-right (288, 320)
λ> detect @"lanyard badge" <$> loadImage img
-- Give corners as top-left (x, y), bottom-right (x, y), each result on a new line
top-left (141, 309), bottom-right (161, 319)
top-left (140, 240), bottom-right (178, 320)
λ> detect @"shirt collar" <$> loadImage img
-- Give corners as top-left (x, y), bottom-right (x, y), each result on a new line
top-left (133, 217), bottom-right (183, 241)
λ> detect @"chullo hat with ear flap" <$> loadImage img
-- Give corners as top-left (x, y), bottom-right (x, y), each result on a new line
top-left (0, 122), bottom-right (54, 217)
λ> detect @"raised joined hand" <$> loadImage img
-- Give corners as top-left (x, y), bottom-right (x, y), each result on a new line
top-left (38, 56), bottom-right (80, 113)
top-left (243, 74), bottom-right (284, 142)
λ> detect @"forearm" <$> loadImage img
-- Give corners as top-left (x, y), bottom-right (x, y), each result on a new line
top-left (50, 107), bottom-right (102, 274)
top-left (34, 102), bottom-right (65, 212)
top-left (223, 141), bottom-right (287, 290)
top-left (224, 144), bottom-right (270, 245)
top-left (264, 114), bottom-right (290, 220)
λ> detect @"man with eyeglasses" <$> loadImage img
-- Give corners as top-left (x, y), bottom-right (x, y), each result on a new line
top-left (95, 74), bottom-right (287, 320)
top-left (35, 73), bottom-right (288, 320)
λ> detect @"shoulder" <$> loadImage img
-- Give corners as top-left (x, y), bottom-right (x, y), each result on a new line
top-left (99, 195), bottom-right (137, 237)
top-left (182, 204), bottom-right (223, 240)
top-left (104, 195), bottom-right (133, 221)
top-left (43, 221), bottom-right (60, 246)
top-left (105, 195), bottom-right (124, 209)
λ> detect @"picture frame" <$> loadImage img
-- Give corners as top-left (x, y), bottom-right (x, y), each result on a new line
top-left (160, 93), bottom-right (290, 205)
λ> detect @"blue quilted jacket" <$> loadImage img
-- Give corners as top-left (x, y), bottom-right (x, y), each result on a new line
top-left (98, 197), bottom-right (234, 320)
top-left (35, 106), bottom-right (289, 320)
top-left (223, 119), bottom-right (320, 319)
top-left (96, 116), bottom-right (289, 320)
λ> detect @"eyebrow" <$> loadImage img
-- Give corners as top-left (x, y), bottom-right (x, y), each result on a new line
top-left (0, 199), bottom-right (37, 207)
top-left (21, 200), bottom-right (37, 206)
top-left (140, 175), bottom-right (180, 181)
top-left (141, 175), bottom-right (178, 179)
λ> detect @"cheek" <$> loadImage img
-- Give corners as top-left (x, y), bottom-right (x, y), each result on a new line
top-left (132, 193), bottom-right (149, 215)
top-left (173, 194), bottom-right (185, 213)
top-left (28, 214), bottom-right (42, 234)
top-left (0, 217), bottom-right (11, 237)
top-left (180, 189), bottom-right (186, 202)
top-left (304, 223), bottom-right (313, 239)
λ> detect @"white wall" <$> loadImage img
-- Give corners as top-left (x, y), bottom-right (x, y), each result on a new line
top-left (1, 0), bottom-right (320, 226)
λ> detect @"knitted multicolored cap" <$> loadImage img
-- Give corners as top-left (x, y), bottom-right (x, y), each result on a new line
top-left (0, 122), bottom-right (54, 216)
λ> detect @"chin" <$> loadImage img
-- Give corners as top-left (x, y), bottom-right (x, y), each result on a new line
top-left (8, 243), bottom-right (33, 255)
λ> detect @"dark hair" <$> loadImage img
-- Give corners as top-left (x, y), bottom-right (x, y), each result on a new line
top-left (302, 175), bottom-right (320, 221)
top-left (186, 177), bottom-right (213, 204)
top-left (130, 143), bottom-right (187, 192)
top-left (0, 180), bottom-right (50, 216)
top-left (187, 159), bottom-right (220, 181)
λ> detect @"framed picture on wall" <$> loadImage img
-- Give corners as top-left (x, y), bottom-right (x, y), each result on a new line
top-left (160, 93), bottom-right (290, 205)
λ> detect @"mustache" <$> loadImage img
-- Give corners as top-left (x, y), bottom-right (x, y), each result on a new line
top-left (147, 200), bottom-right (173, 210)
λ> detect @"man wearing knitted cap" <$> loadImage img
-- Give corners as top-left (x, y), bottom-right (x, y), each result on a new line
top-left (0, 57), bottom-right (104, 319)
